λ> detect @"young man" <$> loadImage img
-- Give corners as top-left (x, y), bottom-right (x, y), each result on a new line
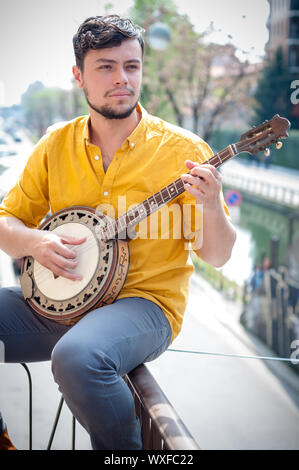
top-left (0, 15), bottom-right (236, 450)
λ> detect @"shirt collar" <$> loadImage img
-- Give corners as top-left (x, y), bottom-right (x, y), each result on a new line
top-left (82, 102), bottom-right (148, 147)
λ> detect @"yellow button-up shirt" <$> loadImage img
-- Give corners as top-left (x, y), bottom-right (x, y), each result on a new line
top-left (0, 104), bottom-right (229, 340)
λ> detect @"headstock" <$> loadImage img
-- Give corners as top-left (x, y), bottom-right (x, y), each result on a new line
top-left (237, 114), bottom-right (290, 155)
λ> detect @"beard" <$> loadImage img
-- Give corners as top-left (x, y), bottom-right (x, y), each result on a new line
top-left (83, 87), bottom-right (140, 120)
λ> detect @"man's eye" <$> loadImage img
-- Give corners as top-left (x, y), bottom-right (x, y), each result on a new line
top-left (99, 65), bottom-right (111, 70)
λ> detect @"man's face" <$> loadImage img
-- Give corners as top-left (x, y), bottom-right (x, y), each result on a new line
top-left (73, 38), bottom-right (143, 119)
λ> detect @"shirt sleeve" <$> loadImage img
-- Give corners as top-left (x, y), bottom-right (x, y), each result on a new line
top-left (178, 139), bottom-right (230, 251)
top-left (0, 134), bottom-right (50, 228)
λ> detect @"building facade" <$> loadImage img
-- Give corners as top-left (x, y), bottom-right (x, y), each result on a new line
top-left (266, 0), bottom-right (299, 73)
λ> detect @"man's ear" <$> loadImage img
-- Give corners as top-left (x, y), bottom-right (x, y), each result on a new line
top-left (72, 65), bottom-right (83, 88)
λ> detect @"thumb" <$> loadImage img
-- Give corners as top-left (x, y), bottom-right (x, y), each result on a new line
top-left (185, 159), bottom-right (198, 170)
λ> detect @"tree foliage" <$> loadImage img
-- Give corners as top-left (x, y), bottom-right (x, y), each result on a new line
top-left (130, 0), bottom-right (253, 141)
top-left (21, 80), bottom-right (88, 139)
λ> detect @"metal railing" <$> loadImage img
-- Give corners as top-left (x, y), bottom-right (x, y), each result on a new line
top-left (126, 364), bottom-right (200, 450)
top-left (242, 267), bottom-right (299, 372)
top-left (221, 172), bottom-right (299, 208)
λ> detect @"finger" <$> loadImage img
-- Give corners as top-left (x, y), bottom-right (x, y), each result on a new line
top-left (183, 182), bottom-right (205, 200)
top-left (46, 259), bottom-right (82, 281)
top-left (190, 165), bottom-right (220, 185)
top-left (53, 235), bottom-right (86, 259)
top-left (185, 159), bottom-right (200, 170)
top-left (197, 163), bottom-right (221, 179)
top-left (51, 252), bottom-right (79, 271)
top-left (185, 160), bottom-right (220, 181)
top-left (51, 241), bottom-right (78, 260)
top-left (181, 174), bottom-right (207, 188)
top-left (60, 235), bottom-right (87, 246)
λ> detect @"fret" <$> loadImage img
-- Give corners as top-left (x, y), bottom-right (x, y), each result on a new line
top-left (220, 149), bottom-right (233, 165)
top-left (154, 192), bottom-right (163, 205)
top-left (148, 195), bottom-right (159, 211)
top-left (130, 204), bottom-right (146, 224)
top-left (133, 208), bottom-right (140, 219)
top-left (143, 199), bottom-right (151, 216)
top-left (209, 148), bottom-right (231, 168)
top-left (137, 203), bottom-right (146, 217)
top-left (168, 183), bottom-right (177, 197)
top-left (165, 185), bottom-right (171, 199)
top-left (127, 210), bottom-right (135, 224)
top-left (106, 223), bottom-right (114, 238)
top-left (209, 155), bottom-right (219, 167)
top-left (161, 187), bottom-right (170, 202)
top-left (175, 178), bottom-right (185, 193)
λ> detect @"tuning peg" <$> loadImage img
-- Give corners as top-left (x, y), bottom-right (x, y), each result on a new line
top-left (264, 148), bottom-right (270, 157)
top-left (276, 141), bottom-right (283, 149)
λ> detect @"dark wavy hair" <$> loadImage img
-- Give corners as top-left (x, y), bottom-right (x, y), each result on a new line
top-left (73, 15), bottom-right (145, 70)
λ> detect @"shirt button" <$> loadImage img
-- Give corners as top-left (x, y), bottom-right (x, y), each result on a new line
top-left (104, 191), bottom-right (109, 196)
top-left (129, 142), bottom-right (135, 149)
top-left (94, 155), bottom-right (100, 161)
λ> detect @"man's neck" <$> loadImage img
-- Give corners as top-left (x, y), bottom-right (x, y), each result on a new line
top-left (88, 107), bottom-right (141, 150)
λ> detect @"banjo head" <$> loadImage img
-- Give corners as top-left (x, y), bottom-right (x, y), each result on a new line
top-left (21, 206), bottom-right (129, 323)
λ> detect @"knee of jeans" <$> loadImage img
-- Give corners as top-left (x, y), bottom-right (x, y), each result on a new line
top-left (51, 336), bottom-right (116, 388)
top-left (51, 336), bottom-right (88, 385)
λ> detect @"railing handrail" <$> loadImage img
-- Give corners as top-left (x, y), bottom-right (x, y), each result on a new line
top-left (126, 363), bottom-right (200, 451)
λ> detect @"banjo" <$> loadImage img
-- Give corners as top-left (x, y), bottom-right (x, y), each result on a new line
top-left (20, 114), bottom-right (290, 324)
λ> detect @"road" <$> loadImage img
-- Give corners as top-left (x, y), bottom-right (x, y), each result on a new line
top-left (0, 133), bottom-right (299, 450)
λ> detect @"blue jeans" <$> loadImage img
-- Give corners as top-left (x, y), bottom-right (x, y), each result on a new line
top-left (0, 287), bottom-right (172, 450)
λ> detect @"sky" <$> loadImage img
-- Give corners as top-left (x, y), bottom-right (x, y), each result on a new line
top-left (0, 0), bottom-right (270, 107)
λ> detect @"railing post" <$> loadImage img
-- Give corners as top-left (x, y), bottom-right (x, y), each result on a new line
top-left (270, 236), bottom-right (279, 271)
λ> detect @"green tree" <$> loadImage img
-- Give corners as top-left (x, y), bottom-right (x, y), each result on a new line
top-left (130, 0), bottom-right (253, 141)
top-left (21, 81), bottom-right (88, 139)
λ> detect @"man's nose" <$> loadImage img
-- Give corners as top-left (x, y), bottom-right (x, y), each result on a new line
top-left (113, 67), bottom-right (128, 86)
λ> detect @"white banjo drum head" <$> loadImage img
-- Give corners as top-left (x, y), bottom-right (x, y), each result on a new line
top-left (33, 222), bottom-right (99, 301)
